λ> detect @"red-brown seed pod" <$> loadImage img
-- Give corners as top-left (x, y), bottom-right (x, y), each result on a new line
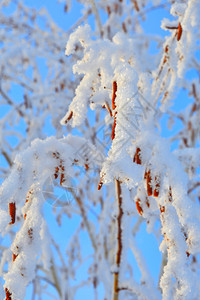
top-left (111, 116), bottom-right (117, 140)
top-left (144, 169), bottom-right (148, 179)
top-left (146, 170), bottom-right (153, 196)
top-left (64, 111), bottom-right (73, 124)
top-left (28, 228), bottom-right (33, 240)
top-left (153, 176), bottom-right (160, 197)
top-left (60, 164), bottom-right (64, 172)
top-left (5, 288), bottom-right (12, 300)
top-left (182, 137), bottom-right (188, 147)
top-left (54, 167), bottom-right (59, 179)
top-left (133, 0), bottom-right (139, 11)
top-left (9, 203), bottom-right (16, 224)
top-left (145, 197), bottom-right (150, 208)
top-left (98, 177), bottom-right (104, 190)
top-left (24, 191), bottom-right (32, 219)
top-left (107, 6), bottom-right (111, 15)
top-left (177, 23), bottom-right (182, 41)
top-left (112, 81), bottom-right (117, 110)
top-left (52, 152), bottom-right (60, 159)
top-left (183, 231), bottom-right (188, 240)
top-left (163, 232), bottom-right (170, 242)
top-left (25, 190), bottom-right (32, 203)
top-left (13, 253), bottom-right (18, 262)
top-left (168, 186), bottom-right (172, 202)
top-left (60, 173), bottom-right (65, 185)
top-left (133, 147), bottom-right (141, 165)
top-left (60, 82), bottom-right (65, 90)
top-left (163, 56), bottom-right (167, 64)
top-left (136, 199), bottom-right (143, 215)
top-left (163, 91), bottom-right (168, 101)
top-left (160, 205), bottom-right (165, 213)
top-left (122, 22), bottom-right (127, 33)
top-left (186, 251), bottom-right (190, 257)
top-left (85, 164), bottom-right (89, 170)
top-left (191, 103), bottom-right (197, 113)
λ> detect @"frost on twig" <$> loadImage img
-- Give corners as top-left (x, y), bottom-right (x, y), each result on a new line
top-left (60, 17), bottom-right (200, 298)
top-left (0, 136), bottom-right (97, 299)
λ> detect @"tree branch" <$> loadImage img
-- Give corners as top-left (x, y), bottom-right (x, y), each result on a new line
top-left (1, 150), bottom-right (13, 167)
top-left (113, 179), bottom-right (123, 300)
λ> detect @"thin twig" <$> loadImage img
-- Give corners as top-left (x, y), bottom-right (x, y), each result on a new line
top-left (113, 179), bottom-right (123, 300)
top-left (90, 0), bottom-right (103, 37)
top-left (0, 88), bottom-right (24, 117)
top-left (137, 1), bottom-right (171, 17)
top-left (188, 182), bottom-right (200, 194)
top-left (50, 258), bottom-right (62, 298)
top-left (67, 9), bottom-right (92, 36)
top-left (158, 250), bottom-right (167, 290)
top-left (70, 189), bottom-right (97, 251)
top-left (1, 150), bottom-right (13, 166)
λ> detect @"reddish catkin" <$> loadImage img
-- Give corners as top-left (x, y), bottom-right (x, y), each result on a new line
top-left (64, 111), bottom-right (73, 124)
top-left (133, 147), bottom-right (141, 164)
top-left (9, 202), bottom-right (16, 224)
top-left (153, 176), bottom-right (160, 197)
top-left (168, 186), bottom-right (172, 202)
top-left (163, 91), bottom-right (168, 101)
top-left (28, 228), bottom-right (33, 240)
top-left (60, 163), bottom-right (64, 171)
top-left (163, 56), bottom-right (167, 64)
top-left (98, 176), bottom-right (104, 190)
top-left (160, 205), bottom-right (165, 213)
top-left (122, 22), bottom-right (127, 33)
top-left (60, 82), bottom-right (65, 91)
top-left (60, 173), bottom-right (65, 185)
top-left (146, 197), bottom-right (150, 208)
top-left (13, 253), bottom-right (18, 262)
top-left (24, 190), bottom-right (32, 219)
top-left (5, 288), bottom-right (12, 300)
top-left (136, 199), bottom-right (143, 215)
top-left (186, 251), bottom-right (190, 257)
top-left (111, 113), bottom-right (117, 140)
top-left (177, 23), bottom-right (182, 41)
top-left (54, 166), bottom-right (59, 179)
top-left (85, 163), bottom-right (89, 170)
top-left (112, 81), bottom-right (117, 110)
top-left (107, 6), bottom-right (111, 15)
top-left (133, 0), bottom-right (139, 11)
top-left (146, 170), bottom-right (153, 196)
top-left (191, 102), bottom-right (197, 113)
top-left (52, 151), bottom-right (60, 159)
